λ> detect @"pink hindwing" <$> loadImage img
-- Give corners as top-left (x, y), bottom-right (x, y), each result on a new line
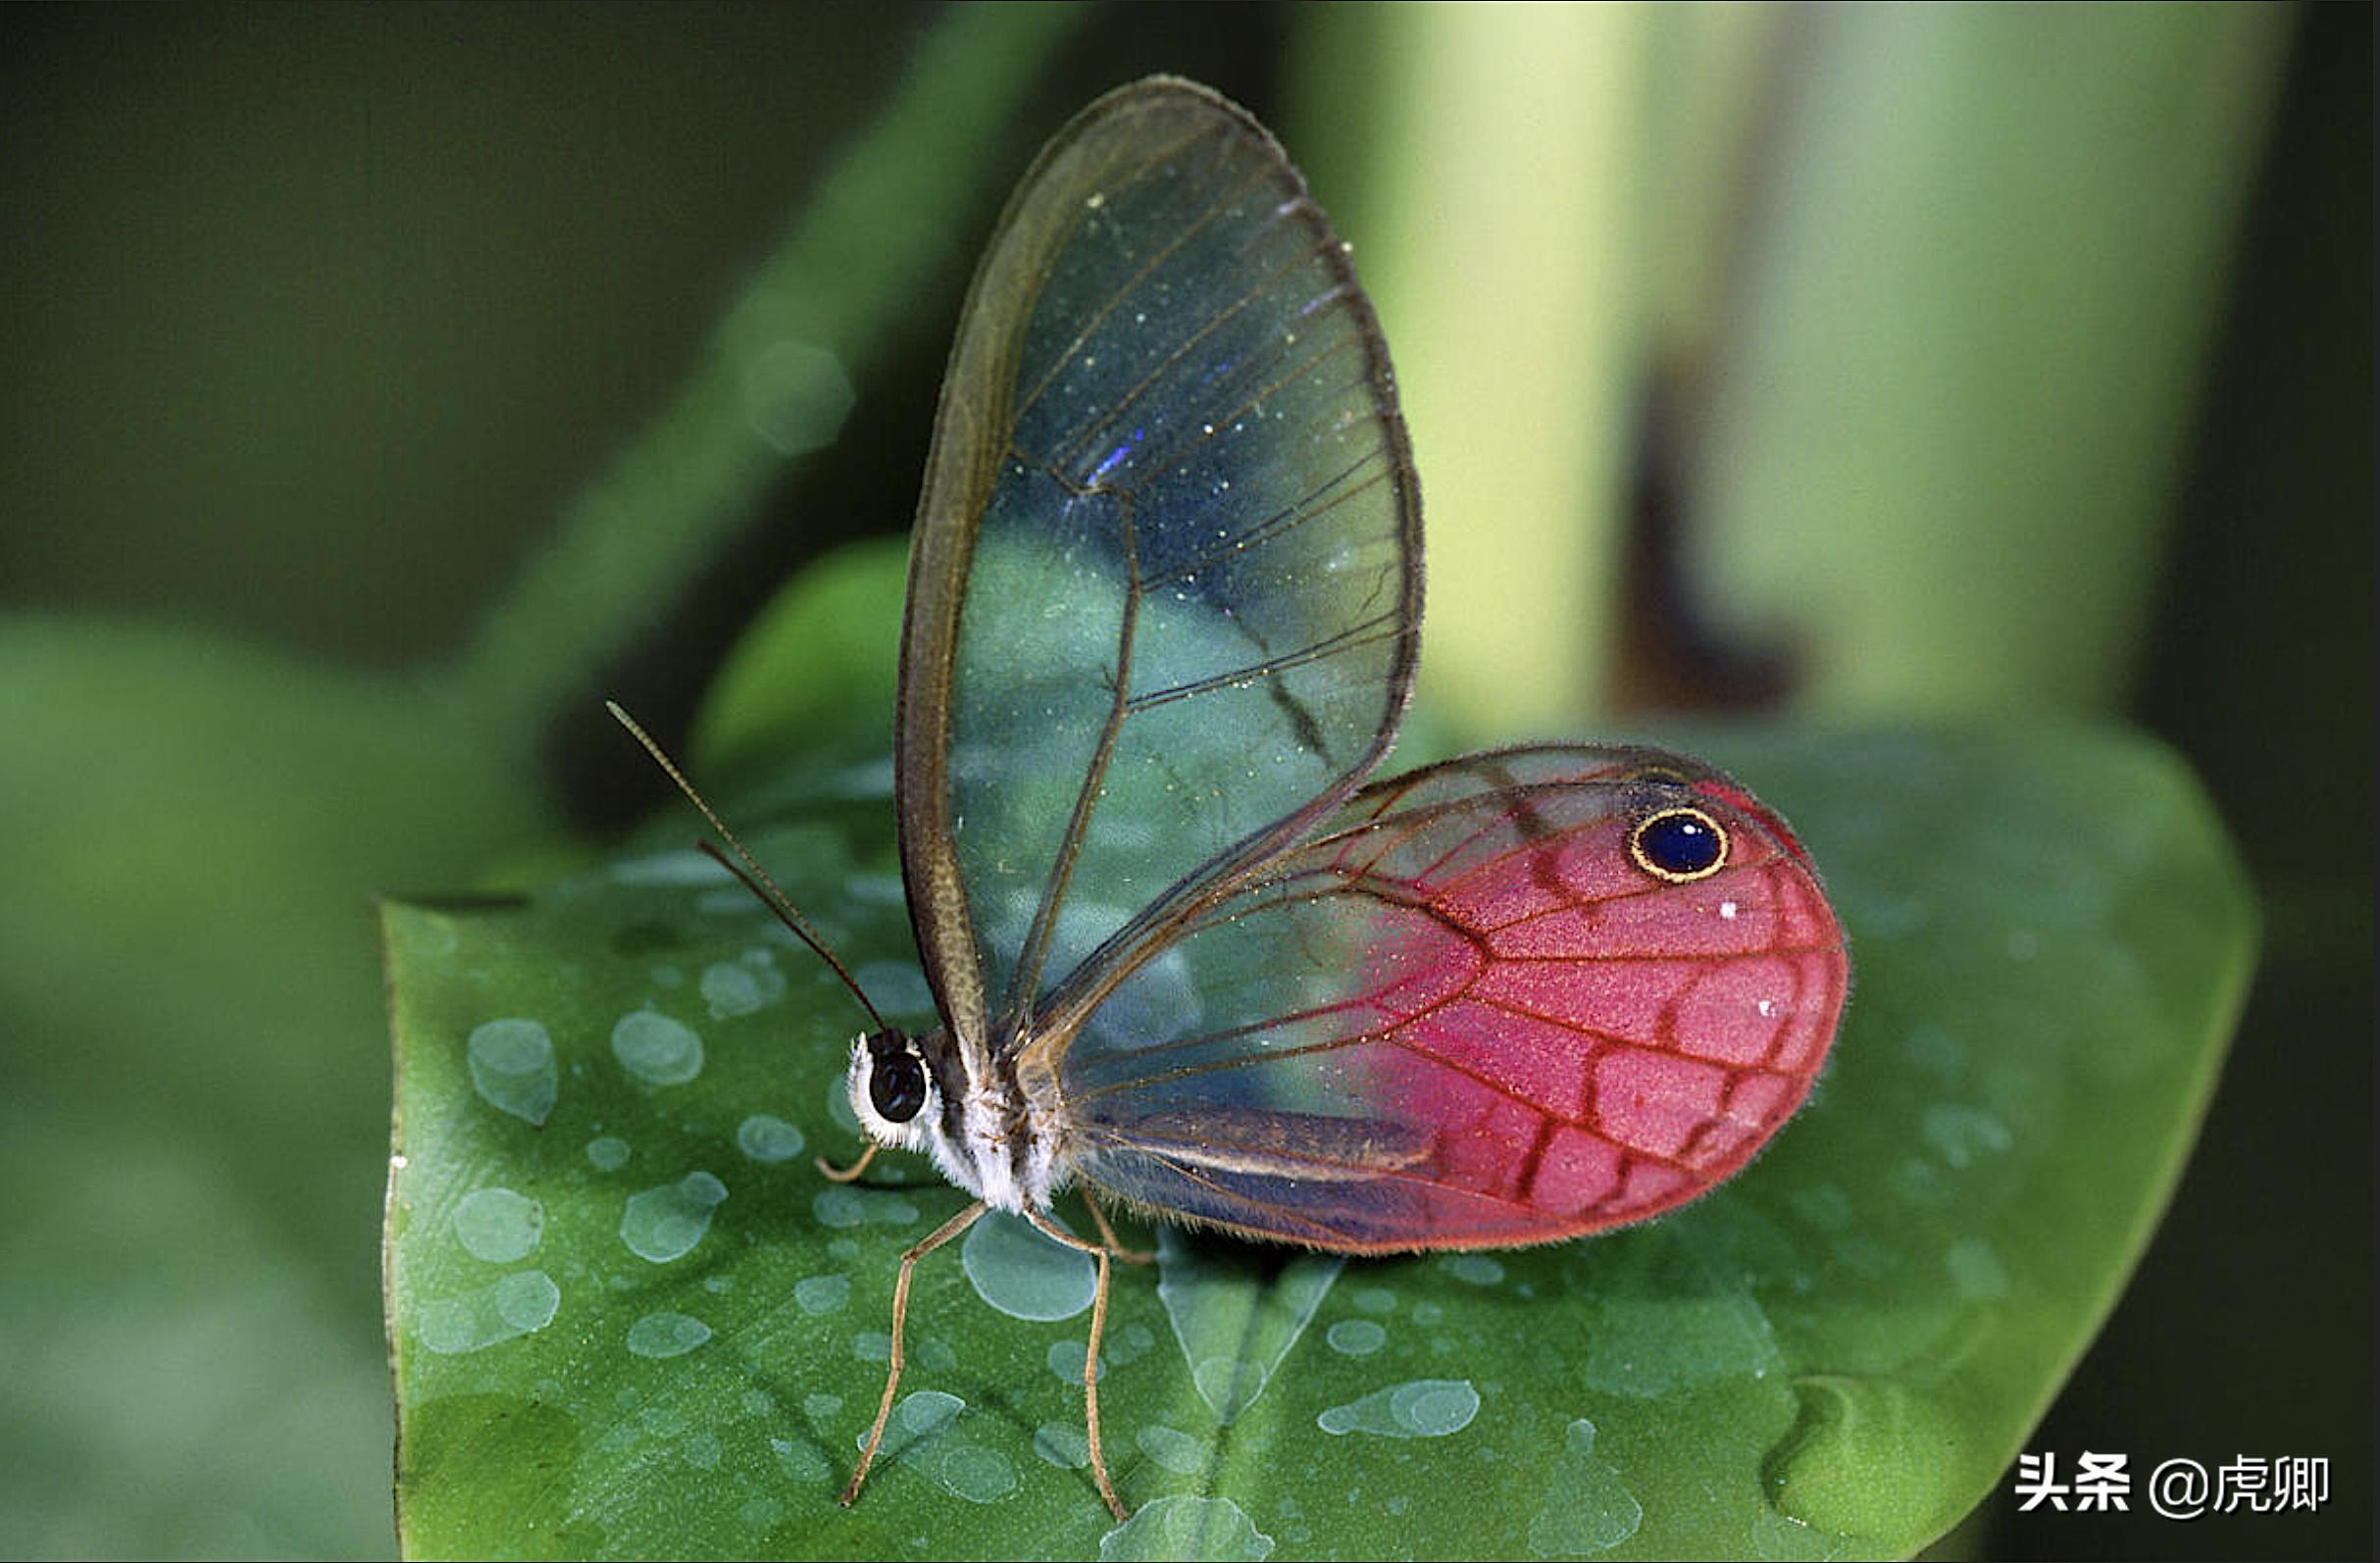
top-left (1050, 745), bottom-right (1848, 1252)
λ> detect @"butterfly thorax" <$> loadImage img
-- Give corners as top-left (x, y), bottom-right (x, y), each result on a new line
top-left (843, 1025), bottom-right (1065, 1215)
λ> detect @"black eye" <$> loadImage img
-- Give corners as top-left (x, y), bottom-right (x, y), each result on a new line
top-left (870, 1047), bottom-right (928, 1124)
top-left (1630, 806), bottom-right (1727, 882)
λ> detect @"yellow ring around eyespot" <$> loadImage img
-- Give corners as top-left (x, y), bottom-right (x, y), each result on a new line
top-left (1628, 805), bottom-right (1730, 883)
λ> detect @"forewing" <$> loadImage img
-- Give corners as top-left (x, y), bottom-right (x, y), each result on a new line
top-left (1054, 746), bottom-right (1849, 1252)
top-left (896, 78), bottom-right (1420, 1053)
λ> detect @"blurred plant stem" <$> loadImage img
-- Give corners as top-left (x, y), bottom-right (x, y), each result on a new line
top-left (1291, 3), bottom-right (1647, 737)
top-left (1692, 4), bottom-right (2289, 720)
top-left (443, 2), bottom-right (1087, 754)
top-left (1291, 3), bottom-right (2289, 738)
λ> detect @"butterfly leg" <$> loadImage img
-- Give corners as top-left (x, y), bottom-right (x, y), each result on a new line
top-left (816, 1142), bottom-right (882, 1184)
top-left (1083, 1192), bottom-right (1155, 1266)
top-left (1026, 1209), bottom-right (1131, 1521)
top-left (842, 1198), bottom-right (987, 1507)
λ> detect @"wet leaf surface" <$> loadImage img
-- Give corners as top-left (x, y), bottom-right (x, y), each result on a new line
top-left (386, 722), bottom-right (2254, 1559)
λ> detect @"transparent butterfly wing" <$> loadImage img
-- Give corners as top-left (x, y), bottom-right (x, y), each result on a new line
top-left (1054, 746), bottom-right (1850, 1253)
top-left (896, 79), bottom-right (1420, 1059)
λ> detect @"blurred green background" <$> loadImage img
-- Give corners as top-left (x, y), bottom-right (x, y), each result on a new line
top-left (0, 4), bottom-right (2364, 1558)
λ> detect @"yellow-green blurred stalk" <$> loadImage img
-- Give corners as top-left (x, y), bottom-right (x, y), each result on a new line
top-left (1292, 2), bottom-right (2288, 734)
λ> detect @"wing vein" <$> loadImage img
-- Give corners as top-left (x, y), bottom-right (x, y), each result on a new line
top-left (1123, 609), bottom-right (1407, 714)
top-left (1046, 225), bottom-right (1343, 476)
top-left (1001, 496), bottom-right (1147, 1021)
top-left (1012, 141), bottom-right (1277, 429)
top-left (1137, 448), bottom-right (1393, 590)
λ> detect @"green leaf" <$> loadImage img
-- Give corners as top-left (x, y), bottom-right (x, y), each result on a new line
top-left (0, 617), bottom-right (557, 1555)
top-left (386, 724), bottom-right (2254, 1558)
top-left (692, 536), bottom-right (910, 783)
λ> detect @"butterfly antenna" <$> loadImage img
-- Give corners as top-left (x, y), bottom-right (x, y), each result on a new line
top-left (606, 700), bottom-right (890, 1035)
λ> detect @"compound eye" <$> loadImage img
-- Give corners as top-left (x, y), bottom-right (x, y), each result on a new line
top-left (1630, 805), bottom-right (1728, 882)
top-left (870, 1047), bottom-right (928, 1124)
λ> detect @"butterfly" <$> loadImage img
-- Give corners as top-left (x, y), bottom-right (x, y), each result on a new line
top-left (621, 74), bottom-right (1848, 1524)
